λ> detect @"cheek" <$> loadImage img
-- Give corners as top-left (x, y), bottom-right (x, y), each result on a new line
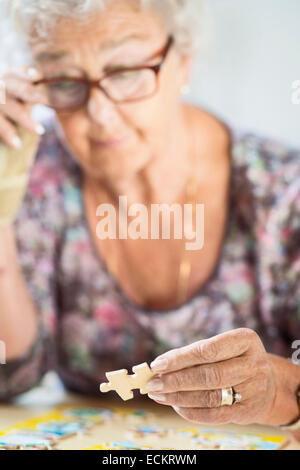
top-left (58, 113), bottom-right (87, 140)
top-left (123, 85), bottom-right (179, 139)
top-left (57, 113), bottom-right (90, 153)
top-left (119, 54), bottom-right (181, 138)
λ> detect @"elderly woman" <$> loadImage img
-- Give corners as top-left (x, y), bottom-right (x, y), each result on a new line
top-left (0, 0), bottom-right (299, 433)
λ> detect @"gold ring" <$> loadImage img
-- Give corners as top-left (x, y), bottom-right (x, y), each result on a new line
top-left (221, 387), bottom-right (234, 406)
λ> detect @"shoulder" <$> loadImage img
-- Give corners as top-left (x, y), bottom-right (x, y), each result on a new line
top-left (184, 105), bottom-right (299, 211)
top-left (187, 104), bottom-right (299, 194)
top-left (231, 130), bottom-right (300, 267)
top-left (231, 130), bottom-right (300, 201)
top-left (185, 105), bottom-right (231, 160)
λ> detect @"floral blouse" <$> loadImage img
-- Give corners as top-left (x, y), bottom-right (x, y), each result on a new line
top-left (0, 117), bottom-right (299, 400)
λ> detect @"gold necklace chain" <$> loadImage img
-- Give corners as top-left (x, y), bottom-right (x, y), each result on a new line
top-left (176, 115), bottom-right (198, 306)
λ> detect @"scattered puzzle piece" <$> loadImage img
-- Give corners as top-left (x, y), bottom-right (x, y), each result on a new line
top-left (37, 421), bottom-right (88, 438)
top-left (63, 407), bottom-right (114, 422)
top-left (100, 363), bottom-right (154, 401)
top-left (86, 441), bottom-right (154, 450)
top-left (128, 425), bottom-right (167, 439)
top-left (0, 404), bottom-right (289, 451)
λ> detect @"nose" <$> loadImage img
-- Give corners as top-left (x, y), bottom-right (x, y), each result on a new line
top-left (87, 87), bottom-right (122, 128)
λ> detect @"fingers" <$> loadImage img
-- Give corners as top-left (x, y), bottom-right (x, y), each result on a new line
top-left (4, 66), bottom-right (43, 81)
top-left (148, 380), bottom-right (253, 408)
top-left (0, 67), bottom-right (47, 149)
top-left (151, 329), bottom-right (263, 374)
top-left (3, 66), bottom-right (47, 104)
top-left (173, 405), bottom-right (244, 426)
top-left (0, 114), bottom-right (23, 148)
top-left (149, 389), bottom-right (223, 408)
top-left (147, 356), bottom-right (256, 394)
top-left (1, 98), bottom-right (45, 136)
top-left (4, 76), bottom-right (47, 104)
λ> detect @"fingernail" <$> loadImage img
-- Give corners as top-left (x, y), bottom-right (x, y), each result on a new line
top-left (150, 357), bottom-right (168, 372)
top-left (35, 123), bottom-right (45, 135)
top-left (148, 393), bottom-right (166, 402)
top-left (27, 67), bottom-right (40, 79)
top-left (11, 136), bottom-right (22, 149)
top-left (146, 378), bottom-right (163, 392)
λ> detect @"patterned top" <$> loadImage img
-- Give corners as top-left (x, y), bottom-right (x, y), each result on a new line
top-left (0, 117), bottom-right (299, 399)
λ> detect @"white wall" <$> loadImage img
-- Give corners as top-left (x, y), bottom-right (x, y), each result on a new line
top-left (189, 0), bottom-right (300, 147)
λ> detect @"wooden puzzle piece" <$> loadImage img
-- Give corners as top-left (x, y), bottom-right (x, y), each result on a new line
top-left (100, 363), bottom-right (154, 401)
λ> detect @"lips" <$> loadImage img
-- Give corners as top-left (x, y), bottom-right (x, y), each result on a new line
top-left (90, 135), bottom-right (129, 148)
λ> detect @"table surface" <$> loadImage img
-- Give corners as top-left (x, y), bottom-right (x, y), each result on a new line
top-left (0, 381), bottom-right (299, 450)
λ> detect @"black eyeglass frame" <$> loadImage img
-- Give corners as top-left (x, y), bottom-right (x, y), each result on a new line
top-left (33, 36), bottom-right (174, 111)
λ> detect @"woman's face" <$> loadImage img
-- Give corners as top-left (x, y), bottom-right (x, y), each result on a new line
top-left (31, 0), bottom-right (190, 184)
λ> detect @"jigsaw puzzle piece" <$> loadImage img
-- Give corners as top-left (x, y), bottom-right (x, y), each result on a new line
top-left (132, 363), bottom-right (154, 395)
top-left (100, 369), bottom-right (134, 401)
top-left (100, 363), bottom-right (155, 401)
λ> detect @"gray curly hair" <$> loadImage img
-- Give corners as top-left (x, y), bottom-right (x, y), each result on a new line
top-left (0, 0), bottom-right (210, 72)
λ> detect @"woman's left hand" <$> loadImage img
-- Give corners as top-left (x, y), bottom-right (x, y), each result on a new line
top-left (147, 328), bottom-right (295, 426)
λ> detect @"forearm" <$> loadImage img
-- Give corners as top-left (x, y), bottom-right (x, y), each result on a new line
top-left (266, 354), bottom-right (300, 427)
top-left (0, 225), bottom-right (38, 361)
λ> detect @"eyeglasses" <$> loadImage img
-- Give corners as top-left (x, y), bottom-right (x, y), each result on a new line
top-left (33, 36), bottom-right (174, 112)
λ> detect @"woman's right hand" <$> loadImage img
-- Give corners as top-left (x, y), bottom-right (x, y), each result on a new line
top-left (0, 67), bottom-right (47, 227)
top-left (0, 66), bottom-right (47, 148)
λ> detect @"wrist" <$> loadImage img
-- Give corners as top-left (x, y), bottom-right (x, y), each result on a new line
top-left (280, 387), bottom-right (300, 442)
top-left (266, 354), bottom-right (300, 426)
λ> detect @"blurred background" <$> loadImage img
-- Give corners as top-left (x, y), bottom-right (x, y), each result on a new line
top-left (189, 0), bottom-right (300, 147)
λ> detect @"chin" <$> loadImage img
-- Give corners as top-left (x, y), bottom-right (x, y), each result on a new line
top-left (71, 134), bottom-right (151, 180)
top-left (82, 147), bottom-right (150, 182)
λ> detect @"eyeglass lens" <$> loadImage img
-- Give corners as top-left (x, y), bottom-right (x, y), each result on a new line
top-left (45, 68), bottom-right (157, 110)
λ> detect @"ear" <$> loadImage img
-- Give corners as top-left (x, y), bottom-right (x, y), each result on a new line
top-left (176, 53), bottom-right (192, 93)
